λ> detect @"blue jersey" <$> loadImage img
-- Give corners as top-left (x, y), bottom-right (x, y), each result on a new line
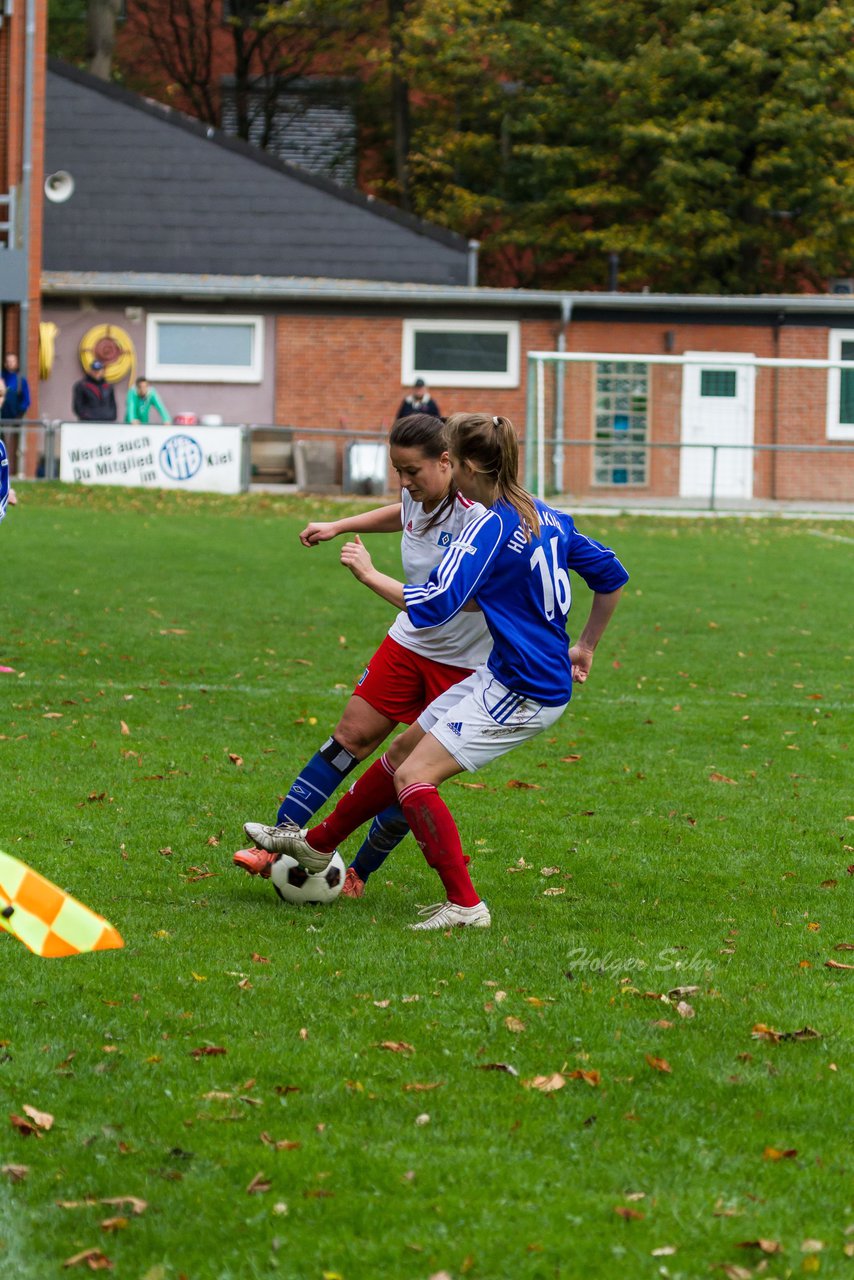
top-left (0, 439), bottom-right (8, 525)
top-left (403, 498), bottom-right (628, 705)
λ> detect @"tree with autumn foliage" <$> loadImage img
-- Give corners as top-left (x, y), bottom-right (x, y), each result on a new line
top-left (386, 0), bottom-right (854, 291)
top-left (48, 0), bottom-right (854, 292)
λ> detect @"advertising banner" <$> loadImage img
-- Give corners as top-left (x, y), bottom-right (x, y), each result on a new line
top-left (59, 424), bottom-right (245, 494)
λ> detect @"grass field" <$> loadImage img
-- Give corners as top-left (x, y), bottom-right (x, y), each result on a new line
top-left (1, 484), bottom-right (852, 1280)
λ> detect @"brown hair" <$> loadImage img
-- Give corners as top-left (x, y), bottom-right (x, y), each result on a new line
top-left (443, 412), bottom-right (540, 539)
top-left (389, 413), bottom-right (455, 530)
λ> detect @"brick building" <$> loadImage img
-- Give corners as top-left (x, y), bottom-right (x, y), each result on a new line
top-left (40, 61), bottom-right (854, 503)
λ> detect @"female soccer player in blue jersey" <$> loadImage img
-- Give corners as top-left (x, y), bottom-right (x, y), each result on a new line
top-left (245, 412), bottom-right (628, 930)
top-left (233, 414), bottom-right (492, 896)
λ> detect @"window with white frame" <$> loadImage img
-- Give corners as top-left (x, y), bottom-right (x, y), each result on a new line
top-left (826, 329), bottom-right (854, 440)
top-left (593, 361), bottom-right (649, 486)
top-left (145, 314), bottom-right (264, 383)
top-left (401, 319), bottom-right (520, 389)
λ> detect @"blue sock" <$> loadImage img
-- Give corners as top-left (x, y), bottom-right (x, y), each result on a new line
top-left (350, 804), bottom-right (410, 882)
top-left (276, 737), bottom-right (359, 827)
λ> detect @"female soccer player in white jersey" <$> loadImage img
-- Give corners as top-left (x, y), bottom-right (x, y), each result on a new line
top-left (244, 412), bottom-right (629, 929)
top-left (233, 414), bottom-right (492, 894)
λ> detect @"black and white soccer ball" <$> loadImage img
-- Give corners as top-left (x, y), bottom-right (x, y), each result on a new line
top-left (270, 850), bottom-right (346, 905)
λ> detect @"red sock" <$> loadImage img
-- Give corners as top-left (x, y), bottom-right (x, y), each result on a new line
top-left (398, 782), bottom-right (480, 907)
top-left (307, 754), bottom-right (398, 853)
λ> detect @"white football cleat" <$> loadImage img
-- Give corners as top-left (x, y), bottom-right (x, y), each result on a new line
top-left (408, 900), bottom-right (491, 931)
top-left (242, 818), bottom-right (333, 873)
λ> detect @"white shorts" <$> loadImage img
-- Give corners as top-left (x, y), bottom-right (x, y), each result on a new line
top-left (417, 665), bottom-right (569, 773)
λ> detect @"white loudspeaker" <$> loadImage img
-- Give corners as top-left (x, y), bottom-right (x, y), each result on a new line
top-left (44, 171), bottom-right (75, 203)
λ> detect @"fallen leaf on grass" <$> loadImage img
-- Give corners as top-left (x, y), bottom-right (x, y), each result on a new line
top-left (100, 1197), bottom-right (147, 1216)
top-left (645, 1054), bottom-right (672, 1074)
top-left (9, 1114), bottom-right (42, 1138)
top-left (63, 1249), bottom-right (113, 1270)
top-left (736, 1239), bottom-right (783, 1254)
top-left (567, 1068), bottom-right (601, 1086)
top-left (402, 1082), bottom-right (444, 1092)
top-left (651, 1246), bottom-right (676, 1257)
top-left (763, 1146), bottom-right (798, 1160)
top-left (560, 754), bottom-right (582, 763)
top-left (752, 1024), bottom-right (821, 1043)
top-left (1, 1164), bottom-right (28, 1182)
top-left (712, 1266), bottom-right (752, 1280)
top-left (22, 1105), bottom-right (54, 1131)
top-left (614, 1206), bottom-right (644, 1220)
top-left (476, 1063), bottom-right (518, 1076)
top-left (825, 959), bottom-right (854, 971)
top-left (709, 772), bottom-right (737, 784)
top-left (377, 1041), bottom-right (414, 1054)
top-left (246, 1172), bottom-right (271, 1194)
top-left (834, 942), bottom-right (854, 951)
top-left (524, 1073), bottom-right (566, 1092)
top-left (260, 1133), bottom-right (301, 1150)
top-left (506, 780), bottom-right (540, 790)
top-left (801, 1240), bottom-right (824, 1253)
top-left (251, 953), bottom-right (270, 964)
top-left (227, 753), bottom-right (243, 767)
top-left (120, 721), bottom-right (130, 736)
top-left (189, 1046), bottom-right (227, 1058)
top-left (504, 1016), bottom-right (526, 1034)
top-left (100, 1218), bottom-right (128, 1233)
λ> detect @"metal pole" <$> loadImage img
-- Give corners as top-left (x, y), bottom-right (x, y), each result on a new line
top-left (524, 353), bottom-right (537, 489)
top-left (536, 357), bottom-right (545, 500)
top-left (552, 298), bottom-right (572, 493)
top-left (709, 445), bottom-right (718, 512)
top-left (19, 0), bottom-right (38, 419)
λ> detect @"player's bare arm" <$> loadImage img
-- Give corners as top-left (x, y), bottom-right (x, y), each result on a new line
top-left (569, 586), bottom-right (623, 684)
top-left (340, 535), bottom-right (407, 610)
top-left (300, 502), bottom-right (403, 547)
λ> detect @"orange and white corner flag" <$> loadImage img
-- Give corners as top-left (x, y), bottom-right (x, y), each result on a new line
top-left (0, 849), bottom-right (123, 957)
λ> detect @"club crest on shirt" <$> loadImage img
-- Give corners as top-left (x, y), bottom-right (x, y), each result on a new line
top-left (437, 531), bottom-right (452, 546)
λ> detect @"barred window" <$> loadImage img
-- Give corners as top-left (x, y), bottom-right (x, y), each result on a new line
top-left (593, 362), bottom-right (649, 486)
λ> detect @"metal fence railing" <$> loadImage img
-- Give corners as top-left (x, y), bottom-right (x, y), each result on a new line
top-left (4, 417), bottom-right (853, 511)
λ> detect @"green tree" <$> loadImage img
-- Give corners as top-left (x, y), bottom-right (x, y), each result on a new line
top-left (397, 0), bottom-right (854, 291)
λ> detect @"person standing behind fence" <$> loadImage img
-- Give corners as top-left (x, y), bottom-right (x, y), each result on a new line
top-left (397, 378), bottom-right (440, 421)
top-left (72, 361), bottom-right (117, 422)
top-left (1, 354), bottom-right (31, 424)
top-left (125, 376), bottom-right (171, 425)
top-left (1, 354), bottom-right (31, 476)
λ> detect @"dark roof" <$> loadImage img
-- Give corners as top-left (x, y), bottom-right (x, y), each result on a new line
top-left (43, 61), bottom-right (468, 286)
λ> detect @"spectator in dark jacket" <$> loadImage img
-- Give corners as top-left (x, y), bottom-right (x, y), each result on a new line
top-left (396, 378), bottom-right (440, 421)
top-left (72, 361), bottom-right (117, 422)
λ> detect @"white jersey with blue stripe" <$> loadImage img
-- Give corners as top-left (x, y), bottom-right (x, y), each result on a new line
top-left (387, 489), bottom-right (493, 668)
top-left (0, 439), bottom-right (8, 525)
top-left (403, 498), bottom-right (629, 705)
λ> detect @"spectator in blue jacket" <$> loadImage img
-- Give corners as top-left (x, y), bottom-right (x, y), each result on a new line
top-left (1, 354), bottom-right (31, 422)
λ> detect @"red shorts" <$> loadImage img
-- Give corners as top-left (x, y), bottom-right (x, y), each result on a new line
top-left (353, 634), bottom-right (473, 725)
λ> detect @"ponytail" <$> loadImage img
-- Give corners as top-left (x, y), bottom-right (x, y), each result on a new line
top-left (444, 412), bottom-right (540, 539)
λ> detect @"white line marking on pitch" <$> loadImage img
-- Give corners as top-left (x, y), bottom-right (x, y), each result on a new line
top-left (807, 529), bottom-right (854, 545)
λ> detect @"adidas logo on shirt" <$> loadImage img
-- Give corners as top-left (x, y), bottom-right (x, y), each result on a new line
top-left (446, 721), bottom-right (463, 737)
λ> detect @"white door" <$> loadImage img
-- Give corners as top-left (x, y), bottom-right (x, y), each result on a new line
top-left (680, 353), bottom-right (755, 499)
